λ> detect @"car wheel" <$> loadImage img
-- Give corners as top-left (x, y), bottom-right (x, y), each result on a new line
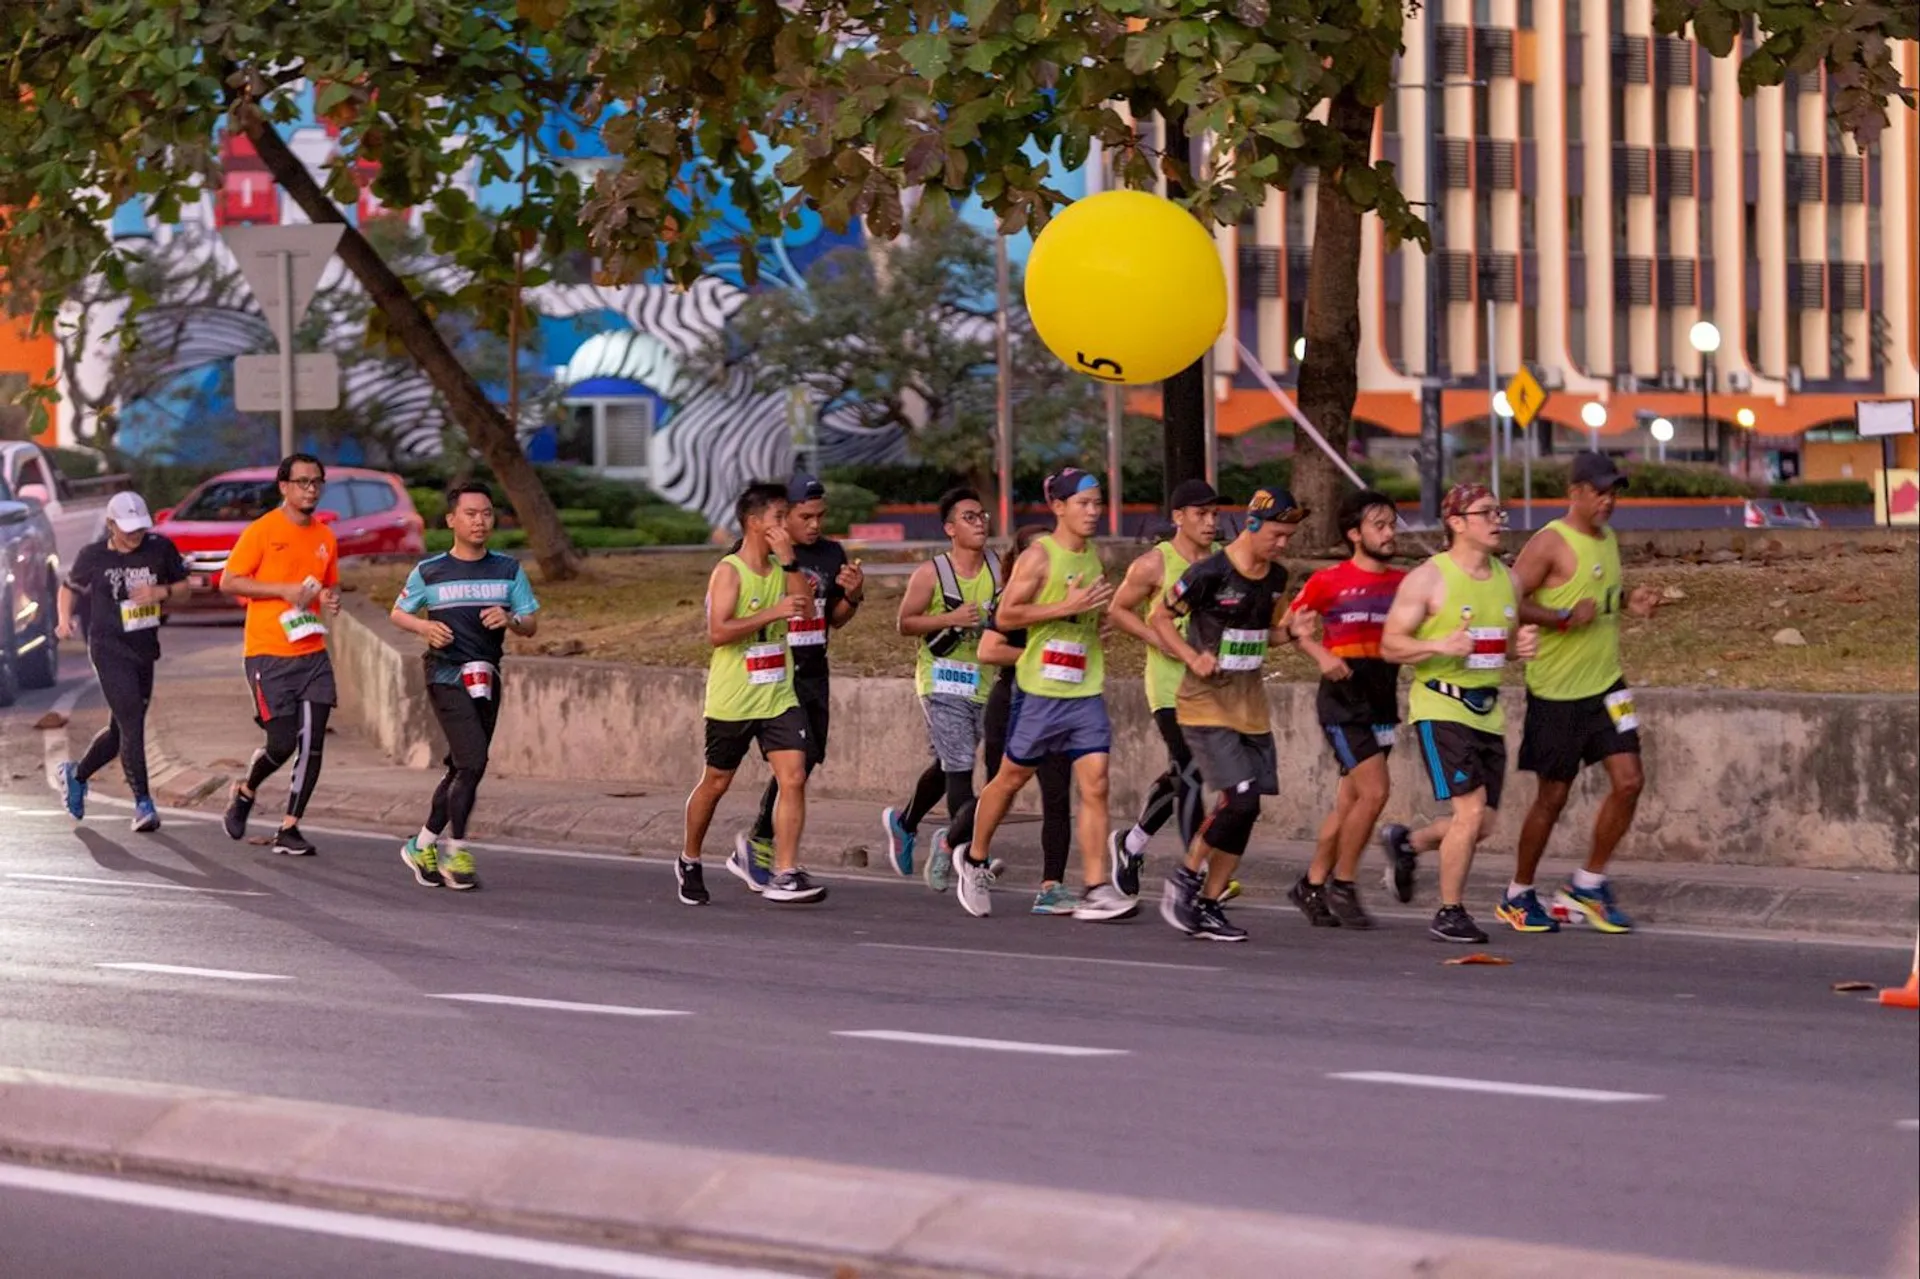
top-left (17, 575), bottom-right (60, 690)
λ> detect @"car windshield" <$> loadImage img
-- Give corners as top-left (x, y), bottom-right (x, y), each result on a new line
top-left (172, 479), bottom-right (280, 522)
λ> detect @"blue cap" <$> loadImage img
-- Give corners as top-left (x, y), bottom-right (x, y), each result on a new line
top-left (1044, 468), bottom-right (1101, 503)
top-left (786, 473), bottom-right (826, 504)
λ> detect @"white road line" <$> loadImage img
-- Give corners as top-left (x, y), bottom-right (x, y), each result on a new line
top-left (835, 1030), bottom-right (1129, 1058)
top-left (7, 809), bottom-right (67, 817)
top-left (427, 993), bottom-right (691, 1018)
top-left (8, 873), bottom-right (268, 898)
top-left (97, 963), bottom-right (291, 982)
top-left (0, 1164), bottom-right (801, 1279)
top-left (41, 673), bottom-right (97, 788)
top-left (1329, 1071), bottom-right (1662, 1104)
top-left (1898, 1119), bottom-right (1919, 1131)
top-left (859, 940), bottom-right (1220, 973)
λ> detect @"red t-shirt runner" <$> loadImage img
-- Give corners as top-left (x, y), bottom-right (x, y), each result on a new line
top-left (1291, 559), bottom-right (1408, 728)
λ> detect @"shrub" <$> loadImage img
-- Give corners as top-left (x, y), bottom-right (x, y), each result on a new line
top-left (409, 486), bottom-right (446, 526)
top-left (1620, 459), bottom-right (1756, 498)
top-left (557, 507), bottom-right (604, 527)
top-left (825, 464), bottom-right (960, 504)
top-left (822, 481), bottom-right (879, 533)
top-left (1769, 480), bottom-right (1874, 506)
top-left (630, 507), bottom-right (712, 545)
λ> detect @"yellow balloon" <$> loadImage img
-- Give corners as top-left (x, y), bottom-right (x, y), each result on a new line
top-left (1023, 189), bottom-right (1228, 386)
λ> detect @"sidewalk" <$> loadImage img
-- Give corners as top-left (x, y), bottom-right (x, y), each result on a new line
top-left (62, 649), bottom-right (1917, 943)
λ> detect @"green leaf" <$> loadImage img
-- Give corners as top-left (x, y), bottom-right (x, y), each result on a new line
top-left (1124, 28), bottom-right (1168, 75)
top-left (900, 31), bottom-right (953, 79)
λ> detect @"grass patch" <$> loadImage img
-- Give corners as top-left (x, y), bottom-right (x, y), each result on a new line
top-left (345, 541), bottom-right (1919, 694)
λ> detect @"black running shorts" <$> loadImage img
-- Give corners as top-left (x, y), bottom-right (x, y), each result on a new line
top-left (244, 652), bottom-right (337, 726)
top-left (1518, 679), bottom-right (1641, 783)
top-left (1184, 725), bottom-right (1280, 797)
top-left (1322, 721), bottom-right (1397, 776)
top-left (704, 705), bottom-right (811, 771)
top-left (1413, 719), bottom-right (1507, 810)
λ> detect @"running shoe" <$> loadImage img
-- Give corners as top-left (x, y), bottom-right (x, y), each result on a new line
top-left (443, 848), bottom-right (480, 891)
top-left (952, 843), bottom-right (993, 918)
top-left (1325, 880), bottom-right (1375, 930)
top-left (222, 783), bottom-right (255, 841)
top-left (1160, 866), bottom-right (1203, 933)
top-left (1073, 882), bottom-right (1140, 922)
top-left (1108, 829), bottom-right (1144, 898)
top-left (881, 807), bottom-right (915, 877)
top-left (1191, 899), bottom-right (1249, 942)
top-left (1287, 875), bottom-right (1341, 928)
top-left (674, 855), bottom-right (709, 906)
top-left (1495, 887), bottom-right (1561, 934)
top-left (765, 868), bottom-right (828, 904)
top-left (1554, 881), bottom-right (1634, 934)
top-left (1030, 883), bottom-right (1081, 915)
top-left (57, 761), bottom-right (86, 821)
top-left (924, 827), bottom-right (951, 893)
top-left (1379, 823), bottom-right (1417, 903)
top-left (272, 825), bottom-right (317, 857)
top-left (1429, 903), bottom-right (1489, 944)
top-left (727, 832), bottom-right (773, 893)
top-left (401, 836), bottom-right (442, 888)
top-left (131, 798), bottom-right (161, 834)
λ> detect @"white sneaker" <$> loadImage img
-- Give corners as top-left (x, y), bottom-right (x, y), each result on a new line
top-left (1073, 883), bottom-right (1140, 922)
top-left (952, 842), bottom-right (993, 918)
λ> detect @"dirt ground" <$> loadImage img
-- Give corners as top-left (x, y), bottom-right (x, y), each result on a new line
top-left (345, 539), bottom-right (1919, 694)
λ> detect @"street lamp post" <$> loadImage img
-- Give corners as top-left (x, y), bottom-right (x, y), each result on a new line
top-left (1736, 405), bottom-right (1757, 479)
top-left (1690, 320), bottom-right (1722, 466)
top-left (1580, 400), bottom-right (1607, 454)
top-left (1651, 415), bottom-right (1675, 464)
top-left (1492, 390), bottom-right (1514, 504)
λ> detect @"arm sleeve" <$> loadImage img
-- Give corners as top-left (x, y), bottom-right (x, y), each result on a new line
top-left (1291, 569), bottom-right (1326, 615)
top-left (507, 566), bottom-right (541, 615)
top-left (393, 567), bottom-right (429, 613)
top-left (64, 543), bottom-right (99, 592)
top-left (1165, 560), bottom-right (1212, 618)
top-left (225, 523), bottom-right (264, 579)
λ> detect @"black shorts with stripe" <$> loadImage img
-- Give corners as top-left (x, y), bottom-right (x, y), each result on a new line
top-left (244, 653), bottom-right (337, 726)
top-left (1322, 721), bottom-right (1397, 776)
top-left (1413, 719), bottom-right (1507, 810)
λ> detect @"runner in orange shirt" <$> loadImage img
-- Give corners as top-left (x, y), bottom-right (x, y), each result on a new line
top-left (217, 453), bottom-right (342, 856)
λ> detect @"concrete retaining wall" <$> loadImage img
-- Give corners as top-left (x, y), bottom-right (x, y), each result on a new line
top-left (332, 600), bottom-right (1919, 874)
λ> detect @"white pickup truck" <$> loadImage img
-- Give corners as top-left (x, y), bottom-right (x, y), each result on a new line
top-left (0, 440), bottom-right (119, 573)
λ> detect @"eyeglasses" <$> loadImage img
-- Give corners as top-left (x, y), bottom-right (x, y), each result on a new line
top-left (1461, 506), bottom-right (1509, 524)
top-left (284, 477), bottom-right (326, 490)
top-left (953, 511), bottom-right (989, 526)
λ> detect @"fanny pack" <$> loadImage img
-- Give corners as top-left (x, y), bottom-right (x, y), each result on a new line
top-left (927, 553), bottom-right (1003, 658)
top-left (1424, 678), bottom-right (1499, 716)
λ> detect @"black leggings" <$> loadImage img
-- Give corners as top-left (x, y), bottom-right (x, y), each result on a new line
top-left (1133, 708), bottom-right (1204, 848)
top-left (77, 651), bottom-right (156, 799)
top-left (950, 674), bottom-right (1072, 883)
top-left (244, 701), bottom-right (331, 821)
top-left (426, 684), bottom-right (500, 841)
top-left (900, 763), bottom-right (973, 834)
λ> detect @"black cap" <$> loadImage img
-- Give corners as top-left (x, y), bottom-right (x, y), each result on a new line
top-left (786, 473), bottom-right (827, 503)
top-left (1167, 479), bottom-right (1222, 512)
top-left (1569, 451), bottom-right (1629, 492)
top-left (1044, 468), bottom-right (1101, 503)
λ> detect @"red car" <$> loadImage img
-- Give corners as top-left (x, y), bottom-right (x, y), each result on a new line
top-left (155, 467), bottom-right (427, 612)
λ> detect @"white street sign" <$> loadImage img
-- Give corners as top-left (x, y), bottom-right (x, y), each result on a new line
top-left (222, 224), bottom-right (344, 352)
top-left (1857, 400), bottom-right (1917, 438)
top-left (234, 353), bottom-right (341, 413)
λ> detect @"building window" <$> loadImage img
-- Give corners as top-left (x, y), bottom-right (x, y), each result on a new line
top-left (1612, 195), bottom-right (1629, 242)
top-left (1786, 313), bottom-right (1802, 368)
top-left (1608, 0), bottom-right (1625, 32)
top-left (1613, 307), bottom-right (1631, 373)
top-left (1285, 186), bottom-right (1310, 246)
top-left (1785, 217), bottom-right (1799, 260)
top-left (1652, 92), bottom-right (1668, 146)
top-left (1474, 84), bottom-right (1491, 137)
top-left (1656, 314), bottom-right (1673, 370)
top-left (1656, 211), bottom-right (1671, 257)
top-left (1609, 83), bottom-right (1626, 138)
top-left (1567, 85), bottom-right (1584, 141)
top-left (1566, 0), bottom-right (1582, 33)
top-left (1476, 192), bottom-right (1494, 251)
top-left (1383, 86), bottom-right (1402, 135)
top-left (1521, 195), bottom-right (1538, 251)
top-left (1745, 309), bottom-right (1760, 367)
top-left (1741, 94), bottom-right (1756, 147)
top-left (1384, 302), bottom-right (1406, 371)
top-left (1868, 203), bottom-right (1881, 266)
top-left (1569, 306), bottom-right (1588, 367)
top-left (1522, 305), bottom-right (1540, 362)
top-left (1474, 0), bottom-right (1492, 24)
top-left (1569, 195), bottom-right (1586, 243)
top-left (1519, 85), bottom-right (1536, 138)
top-left (1519, 0), bottom-right (1535, 28)
top-left (1827, 215), bottom-right (1842, 259)
top-left (1743, 200), bottom-right (1757, 254)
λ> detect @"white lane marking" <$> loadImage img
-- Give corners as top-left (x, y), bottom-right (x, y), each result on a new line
top-left (835, 1030), bottom-right (1128, 1058)
top-left (8, 873), bottom-right (268, 898)
top-left (97, 963), bottom-right (291, 982)
top-left (0, 1164), bottom-right (802, 1279)
top-left (427, 994), bottom-right (691, 1018)
top-left (1898, 1119), bottom-right (1919, 1131)
top-left (859, 940), bottom-right (1219, 973)
top-left (1329, 1071), bottom-right (1662, 1104)
top-left (7, 809), bottom-right (67, 817)
top-left (42, 673), bottom-right (98, 788)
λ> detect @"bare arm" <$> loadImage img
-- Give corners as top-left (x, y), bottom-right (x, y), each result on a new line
top-left (1510, 527), bottom-right (1586, 628)
top-left (1147, 589), bottom-right (1218, 678)
top-left (995, 545), bottom-right (1114, 630)
top-left (389, 604), bottom-right (453, 648)
top-left (55, 584), bottom-right (79, 639)
top-left (1380, 562), bottom-right (1471, 664)
top-left (1104, 550), bottom-right (1165, 649)
top-left (978, 629), bottom-right (1023, 666)
top-left (896, 562), bottom-right (982, 637)
top-left (704, 561), bottom-right (801, 648)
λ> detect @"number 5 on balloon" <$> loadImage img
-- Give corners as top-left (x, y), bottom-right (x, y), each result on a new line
top-left (1076, 353), bottom-right (1124, 380)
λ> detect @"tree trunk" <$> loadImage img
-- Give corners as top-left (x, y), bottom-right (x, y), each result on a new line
top-left (1292, 89), bottom-right (1377, 553)
top-left (240, 120), bottom-right (580, 580)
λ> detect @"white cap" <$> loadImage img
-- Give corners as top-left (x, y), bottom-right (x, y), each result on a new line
top-left (107, 491), bottom-right (153, 533)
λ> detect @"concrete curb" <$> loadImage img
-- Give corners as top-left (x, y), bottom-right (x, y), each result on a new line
top-left (0, 1068), bottom-right (1833, 1279)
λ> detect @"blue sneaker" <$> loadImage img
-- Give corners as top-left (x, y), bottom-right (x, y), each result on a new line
top-left (924, 827), bottom-right (951, 893)
top-left (57, 761), bottom-right (85, 821)
top-left (1554, 881), bottom-right (1635, 934)
top-left (1495, 887), bottom-right (1561, 933)
top-left (130, 798), bottom-right (160, 833)
top-left (1031, 883), bottom-right (1082, 915)
top-left (881, 807), bottom-right (915, 876)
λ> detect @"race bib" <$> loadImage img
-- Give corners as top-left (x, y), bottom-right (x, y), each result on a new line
top-left (459, 661), bottom-right (497, 701)
top-left (1372, 725), bottom-right (1398, 748)
top-left (119, 599), bottom-right (161, 633)
top-left (1465, 626), bottom-right (1508, 670)
top-left (744, 642), bottom-right (788, 686)
top-left (279, 606), bottom-right (327, 643)
top-left (787, 597), bottom-right (828, 647)
top-left (1217, 627), bottom-right (1268, 672)
top-left (1604, 687), bottom-right (1639, 733)
top-left (931, 657), bottom-right (980, 699)
top-left (1040, 639), bottom-right (1087, 684)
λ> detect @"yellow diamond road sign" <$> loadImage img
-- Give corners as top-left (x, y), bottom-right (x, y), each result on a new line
top-left (1505, 368), bottom-right (1548, 428)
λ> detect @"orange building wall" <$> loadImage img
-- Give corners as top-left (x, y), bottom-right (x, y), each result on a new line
top-left (0, 315), bottom-right (56, 444)
top-left (1802, 436), bottom-right (1920, 482)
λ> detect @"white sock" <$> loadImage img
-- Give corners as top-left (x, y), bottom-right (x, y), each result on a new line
top-left (1124, 826), bottom-right (1151, 856)
top-left (1507, 880), bottom-right (1532, 901)
top-left (417, 827), bottom-right (438, 848)
top-left (1571, 867), bottom-right (1607, 891)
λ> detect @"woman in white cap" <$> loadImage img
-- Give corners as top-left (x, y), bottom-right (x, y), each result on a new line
top-left (54, 491), bottom-right (189, 832)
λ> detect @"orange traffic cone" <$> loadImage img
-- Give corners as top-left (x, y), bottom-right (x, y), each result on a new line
top-left (1881, 937), bottom-right (1919, 1009)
